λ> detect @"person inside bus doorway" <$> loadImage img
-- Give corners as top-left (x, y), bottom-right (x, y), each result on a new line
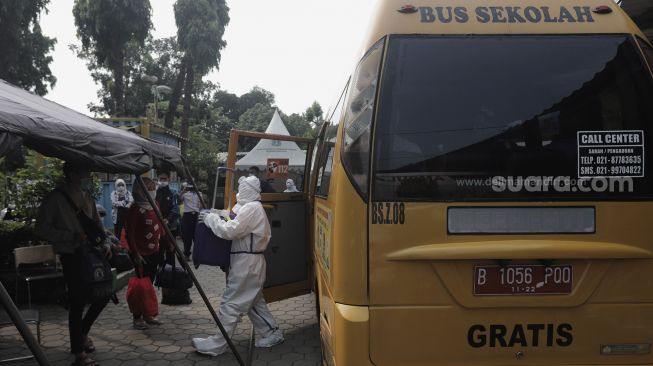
top-left (192, 175), bottom-right (284, 356)
top-left (284, 178), bottom-right (299, 192)
top-left (248, 166), bottom-right (275, 193)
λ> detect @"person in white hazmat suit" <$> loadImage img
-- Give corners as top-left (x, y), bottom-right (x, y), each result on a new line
top-left (192, 175), bottom-right (284, 356)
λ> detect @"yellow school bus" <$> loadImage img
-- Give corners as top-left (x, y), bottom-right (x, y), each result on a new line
top-left (224, 1), bottom-right (653, 365)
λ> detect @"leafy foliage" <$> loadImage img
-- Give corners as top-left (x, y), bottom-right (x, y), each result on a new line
top-left (172, 0), bottom-right (230, 150)
top-left (0, 0), bottom-right (56, 95)
top-left (283, 112), bottom-right (316, 138)
top-left (174, 0), bottom-right (229, 74)
top-left (186, 112), bottom-right (234, 198)
top-left (3, 151), bottom-right (103, 222)
top-left (237, 103), bottom-right (275, 133)
top-left (304, 101), bottom-right (324, 125)
top-left (7, 151), bottom-right (64, 221)
top-left (0, 220), bottom-right (39, 245)
top-left (72, 36), bottom-right (183, 117)
top-left (73, 0), bottom-right (152, 115)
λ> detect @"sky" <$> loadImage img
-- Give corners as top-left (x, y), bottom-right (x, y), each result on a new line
top-left (40, 0), bottom-right (378, 117)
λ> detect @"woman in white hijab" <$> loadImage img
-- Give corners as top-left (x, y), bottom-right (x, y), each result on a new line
top-left (192, 176), bottom-right (284, 356)
top-left (110, 178), bottom-right (133, 236)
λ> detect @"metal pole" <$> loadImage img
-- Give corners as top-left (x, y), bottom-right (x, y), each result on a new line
top-left (211, 165), bottom-right (221, 209)
top-left (0, 281), bottom-right (49, 365)
top-left (135, 176), bottom-right (244, 366)
top-left (152, 86), bottom-right (158, 125)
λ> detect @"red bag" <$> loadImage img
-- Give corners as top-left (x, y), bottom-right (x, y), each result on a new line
top-left (120, 228), bottom-right (129, 250)
top-left (126, 273), bottom-right (158, 317)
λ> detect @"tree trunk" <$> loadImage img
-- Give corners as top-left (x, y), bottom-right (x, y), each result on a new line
top-left (113, 50), bottom-right (125, 116)
top-left (180, 60), bottom-right (194, 154)
top-left (164, 57), bottom-right (187, 129)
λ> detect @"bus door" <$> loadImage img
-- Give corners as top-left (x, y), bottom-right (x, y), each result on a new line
top-left (225, 129), bottom-right (316, 302)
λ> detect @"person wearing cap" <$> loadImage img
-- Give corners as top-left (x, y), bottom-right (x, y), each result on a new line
top-left (111, 178), bottom-right (133, 237)
top-left (192, 175), bottom-right (284, 356)
top-left (180, 182), bottom-right (203, 260)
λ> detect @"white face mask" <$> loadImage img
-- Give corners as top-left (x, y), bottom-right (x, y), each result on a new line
top-left (148, 190), bottom-right (157, 200)
top-left (158, 181), bottom-right (168, 188)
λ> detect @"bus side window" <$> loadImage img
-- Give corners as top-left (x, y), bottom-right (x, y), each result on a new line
top-left (314, 82), bottom-right (348, 197)
top-left (341, 38), bottom-right (385, 199)
top-left (316, 145), bottom-right (335, 197)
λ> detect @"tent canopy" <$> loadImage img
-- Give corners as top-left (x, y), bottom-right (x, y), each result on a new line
top-left (235, 110), bottom-right (306, 168)
top-left (0, 79), bottom-right (183, 174)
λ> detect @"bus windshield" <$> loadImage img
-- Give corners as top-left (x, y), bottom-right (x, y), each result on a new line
top-left (373, 35), bottom-right (653, 201)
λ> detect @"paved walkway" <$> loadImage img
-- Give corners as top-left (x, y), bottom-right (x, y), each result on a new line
top-left (0, 262), bottom-right (321, 365)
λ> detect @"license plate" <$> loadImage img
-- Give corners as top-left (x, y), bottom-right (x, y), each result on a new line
top-left (474, 264), bottom-right (573, 296)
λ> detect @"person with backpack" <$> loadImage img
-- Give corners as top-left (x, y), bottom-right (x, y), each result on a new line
top-left (36, 162), bottom-right (109, 366)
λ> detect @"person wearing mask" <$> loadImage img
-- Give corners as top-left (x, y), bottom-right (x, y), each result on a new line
top-left (110, 178), bottom-right (133, 237)
top-left (180, 183), bottom-right (203, 260)
top-left (36, 162), bottom-right (109, 366)
top-left (155, 172), bottom-right (180, 237)
top-left (248, 166), bottom-right (275, 193)
top-left (125, 177), bottom-right (169, 329)
top-left (283, 178), bottom-right (299, 192)
top-left (192, 176), bottom-right (284, 356)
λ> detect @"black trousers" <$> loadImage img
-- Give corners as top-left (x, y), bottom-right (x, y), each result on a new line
top-left (181, 212), bottom-right (199, 256)
top-left (60, 249), bottom-right (109, 354)
top-left (113, 207), bottom-right (128, 237)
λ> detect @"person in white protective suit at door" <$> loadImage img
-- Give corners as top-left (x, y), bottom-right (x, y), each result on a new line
top-left (192, 175), bottom-right (284, 356)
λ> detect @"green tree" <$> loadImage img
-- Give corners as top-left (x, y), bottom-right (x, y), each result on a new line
top-left (282, 112), bottom-right (313, 138)
top-left (72, 36), bottom-right (183, 117)
top-left (73, 0), bottom-right (152, 116)
top-left (166, 0), bottom-right (229, 149)
top-left (186, 111), bottom-right (234, 201)
top-left (237, 103), bottom-right (274, 133)
top-left (211, 86), bottom-right (276, 125)
top-left (239, 86), bottom-right (275, 113)
top-left (7, 151), bottom-right (63, 220)
top-left (212, 90), bottom-right (240, 121)
top-left (305, 101), bottom-right (324, 125)
top-left (0, 0), bottom-right (56, 95)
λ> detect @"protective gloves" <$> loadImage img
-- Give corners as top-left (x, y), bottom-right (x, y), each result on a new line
top-left (198, 209), bottom-right (220, 223)
top-left (198, 211), bottom-right (208, 223)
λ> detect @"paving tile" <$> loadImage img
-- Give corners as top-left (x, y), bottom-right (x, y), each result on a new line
top-left (1, 242), bottom-right (322, 365)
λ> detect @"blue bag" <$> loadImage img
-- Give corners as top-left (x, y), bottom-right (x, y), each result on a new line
top-left (193, 212), bottom-right (232, 269)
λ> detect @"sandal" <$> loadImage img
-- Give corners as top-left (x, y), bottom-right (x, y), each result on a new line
top-left (72, 354), bottom-right (99, 366)
top-left (83, 337), bottom-right (95, 353)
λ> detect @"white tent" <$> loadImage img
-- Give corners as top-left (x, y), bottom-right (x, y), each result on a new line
top-left (235, 109), bottom-right (307, 169)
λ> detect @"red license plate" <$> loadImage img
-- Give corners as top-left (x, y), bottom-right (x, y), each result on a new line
top-left (474, 264), bottom-right (573, 296)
